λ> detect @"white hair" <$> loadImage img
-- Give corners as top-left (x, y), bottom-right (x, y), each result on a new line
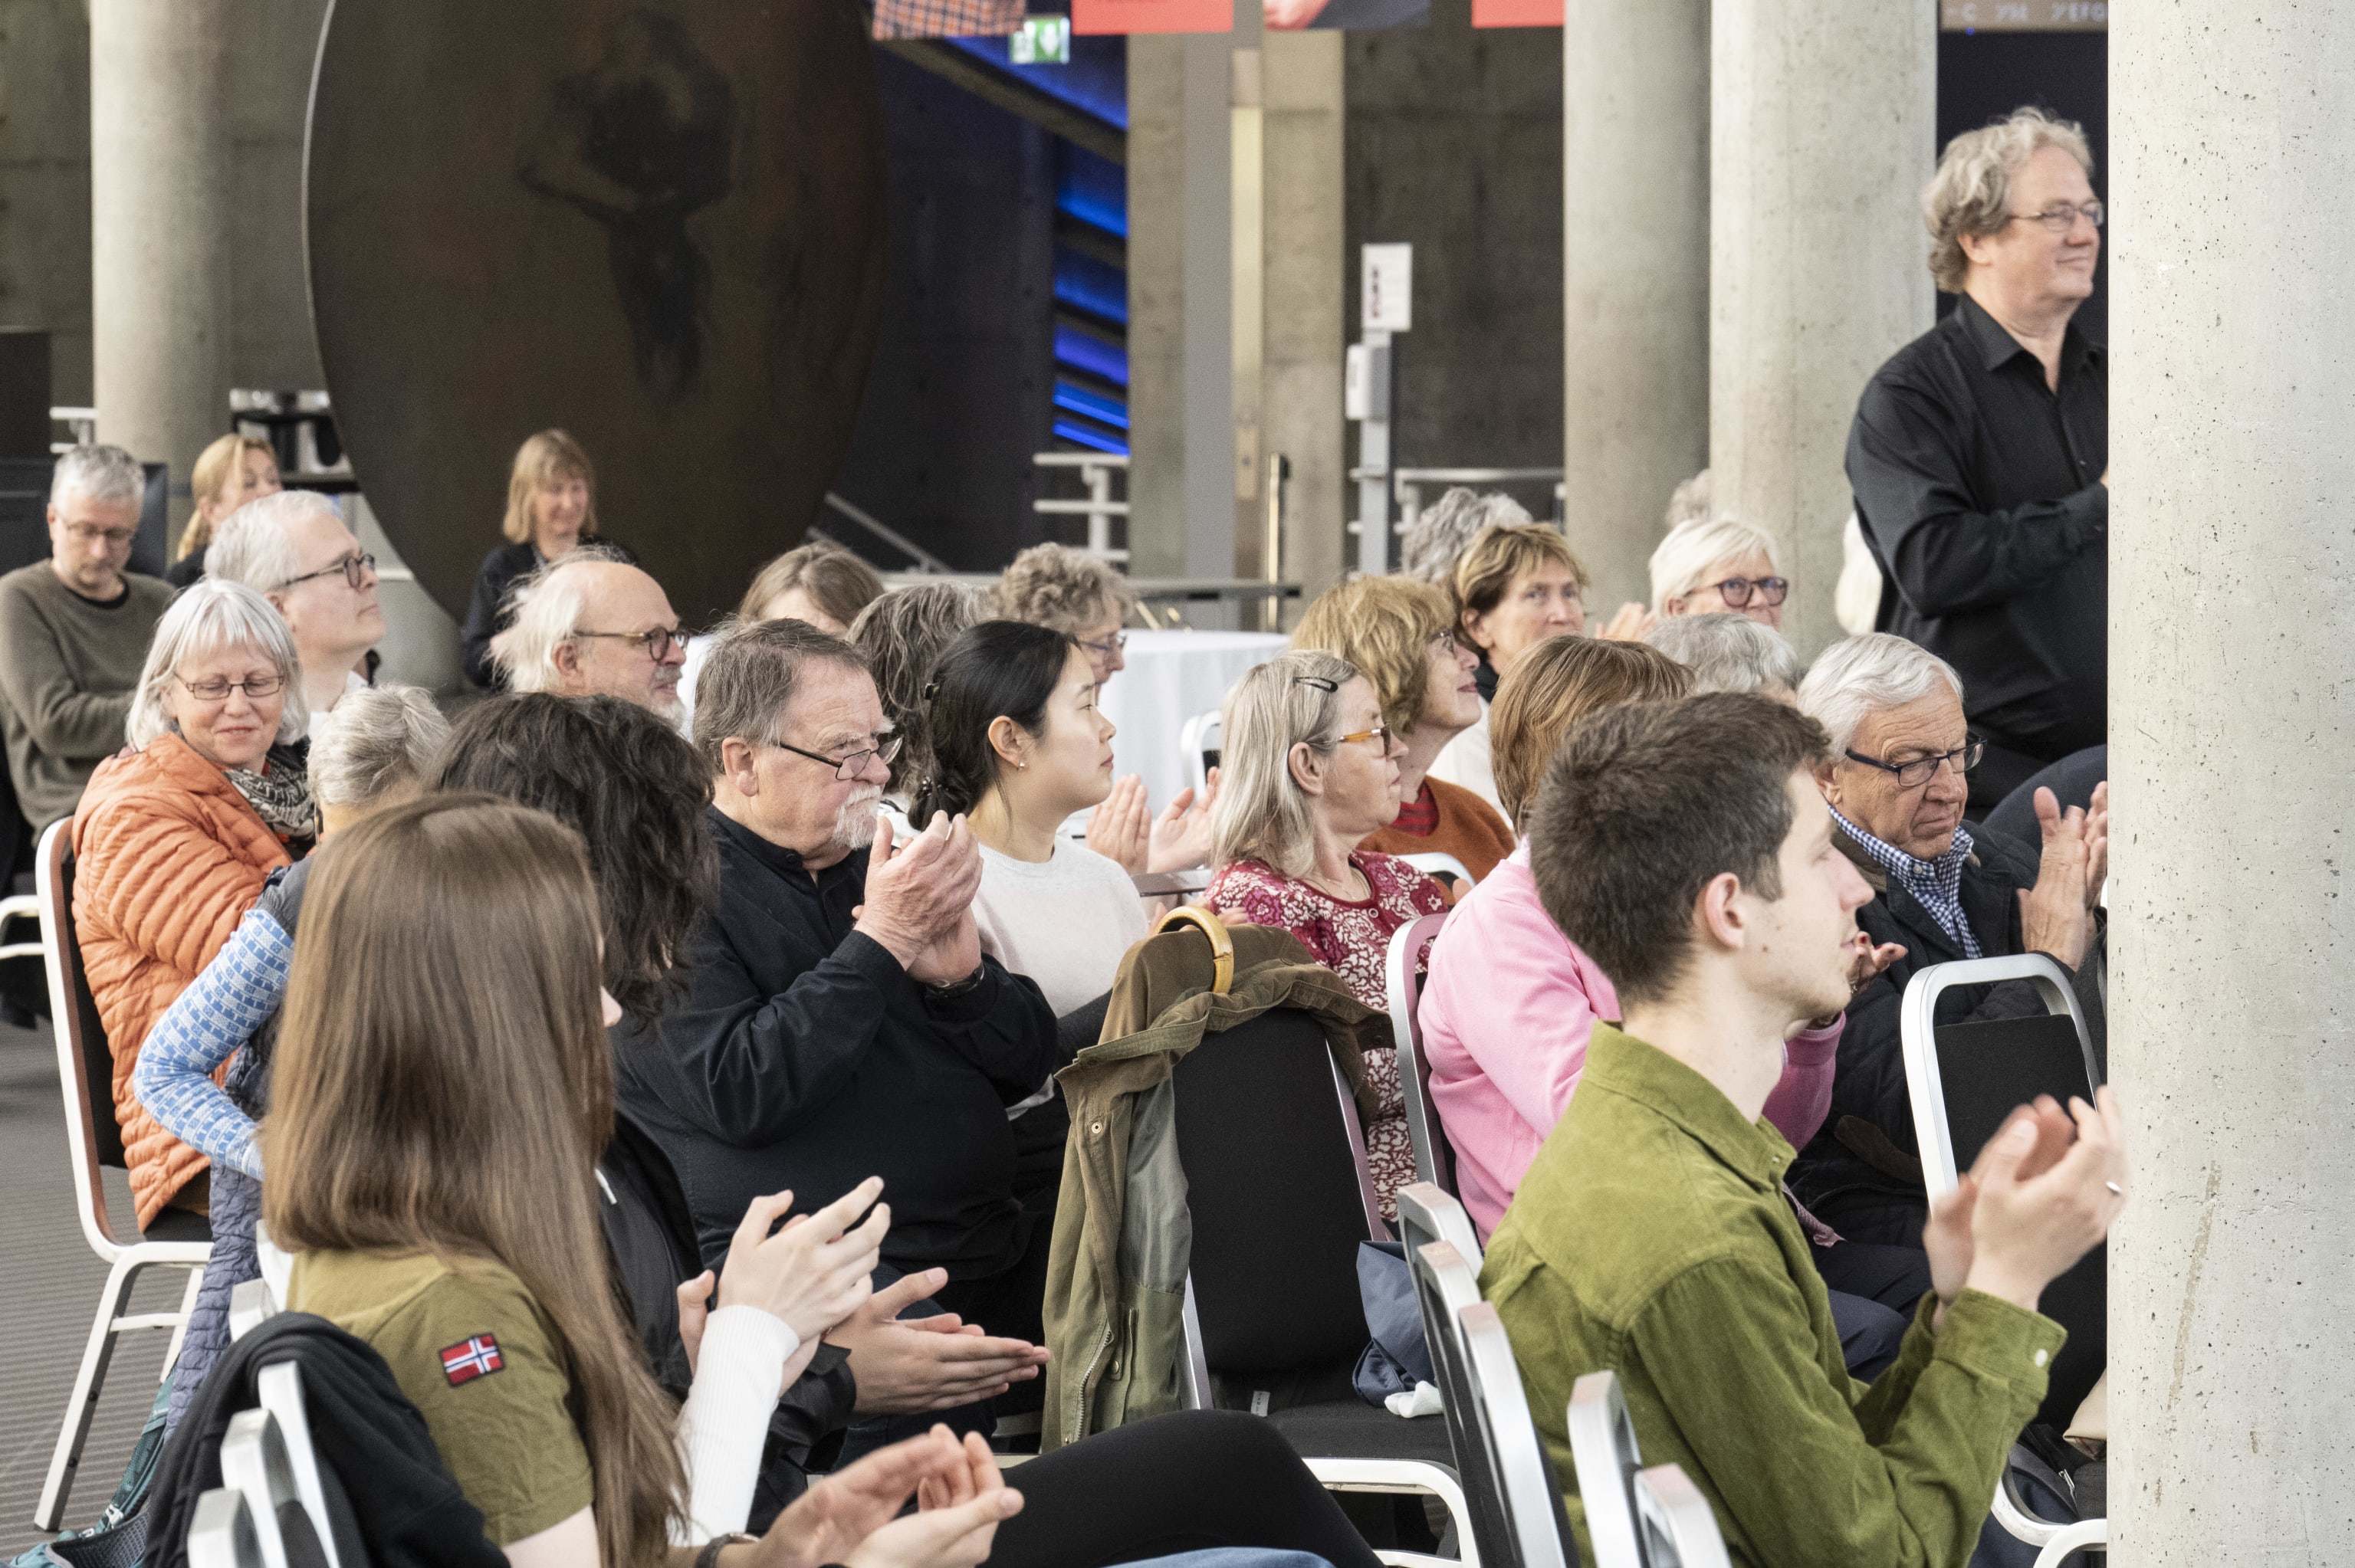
top-left (205, 490), bottom-right (341, 594)
top-left (1648, 513), bottom-right (1782, 612)
top-left (1923, 107), bottom-right (2095, 294)
top-left (306, 684), bottom-right (448, 809)
top-left (1664, 468), bottom-right (1710, 531)
top-left (1795, 633), bottom-right (1964, 756)
top-left (491, 543), bottom-right (635, 694)
top-left (1400, 488), bottom-right (1535, 584)
top-left (126, 579), bottom-right (307, 749)
top-left (1646, 613), bottom-right (1804, 696)
top-left (51, 444), bottom-right (145, 510)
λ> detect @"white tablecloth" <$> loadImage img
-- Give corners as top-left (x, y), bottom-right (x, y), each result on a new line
top-left (1098, 629), bottom-right (1289, 812)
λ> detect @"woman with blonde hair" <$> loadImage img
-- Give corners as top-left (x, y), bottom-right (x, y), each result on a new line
top-left (168, 433), bottom-right (281, 589)
top-left (271, 795), bottom-right (1015, 1567)
top-left (463, 430), bottom-right (625, 690)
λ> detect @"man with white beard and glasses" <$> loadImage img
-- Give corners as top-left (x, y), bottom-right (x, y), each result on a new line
top-left (613, 616), bottom-right (1061, 1438)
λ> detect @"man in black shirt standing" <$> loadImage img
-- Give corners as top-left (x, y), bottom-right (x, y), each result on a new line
top-left (1848, 107), bottom-right (2107, 809)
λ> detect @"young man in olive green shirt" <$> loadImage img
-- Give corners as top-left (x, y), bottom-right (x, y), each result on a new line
top-left (1481, 693), bottom-right (2125, 1568)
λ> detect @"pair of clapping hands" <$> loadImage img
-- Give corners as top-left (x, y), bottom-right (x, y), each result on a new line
top-left (2018, 781), bottom-right (2109, 972)
top-left (677, 1176), bottom-right (1049, 1419)
top-left (1923, 1089), bottom-right (2130, 1324)
top-left (855, 815), bottom-right (987, 986)
top-left (1086, 769), bottom-right (1220, 877)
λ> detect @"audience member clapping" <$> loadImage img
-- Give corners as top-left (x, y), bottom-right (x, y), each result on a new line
top-left (133, 682), bottom-right (446, 1435)
top-left (169, 433), bottom-right (281, 589)
top-left (1206, 650), bottom-right (1445, 1213)
top-left (463, 428), bottom-right (609, 690)
top-left (1648, 512), bottom-right (1789, 629)
top-left (1790, 633), bottom-right (2107, 1248)
top-left (1644, 610), bottom-right (1805, 699)
top-left (1485, 693), bottom-right (2125, 1568)
top-left (851, 580), bottom-right (987, 808)
top-left (492, 546), bottom-right (688, 724)
top-left (1292, 575), bottom-right (1513, 885)
top-left (207, 490), bottom-right (385, 719)
top-left (73, 580), bottom-right (311, 1230)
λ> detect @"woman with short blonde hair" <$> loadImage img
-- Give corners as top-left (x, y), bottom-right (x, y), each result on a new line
top-left (463, 430), bottom-right (622, 691)
top-left (1647, 513), bottom-right (1788, 629)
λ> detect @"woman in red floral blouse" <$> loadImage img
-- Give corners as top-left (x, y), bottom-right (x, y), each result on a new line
top-left (1205, 650), bottom-right (1450, 1215)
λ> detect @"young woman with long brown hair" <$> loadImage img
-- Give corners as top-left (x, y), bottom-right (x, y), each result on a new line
top-left (266, 795), bottom-right (1024, 1568)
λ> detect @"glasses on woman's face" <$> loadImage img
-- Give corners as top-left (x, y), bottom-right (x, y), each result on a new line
top-left (1844, 734), bottom-right (1985, 791)
top-left (175, 672), bottom-right (286, 704)
top-left (1427, 630), bottom-right (1462, 658)
top-left (1333, 720), bottom-right (1392, 751)
top-left (1703, 576), bottom-right (1790, 610)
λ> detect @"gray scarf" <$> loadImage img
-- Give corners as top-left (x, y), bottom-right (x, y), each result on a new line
top-left (226, 741), bottom-right (320, 849)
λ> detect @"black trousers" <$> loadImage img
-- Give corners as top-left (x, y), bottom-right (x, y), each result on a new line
top-left (990, 1411), bottom-right (1383, 1568)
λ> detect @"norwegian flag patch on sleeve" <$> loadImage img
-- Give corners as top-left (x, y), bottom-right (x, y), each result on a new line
top-left (440, 1334), bottom-right (505, 1386)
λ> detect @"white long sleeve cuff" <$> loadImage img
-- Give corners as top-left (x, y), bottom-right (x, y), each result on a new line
top-left (675, 1304), bottom-right (798, 1543)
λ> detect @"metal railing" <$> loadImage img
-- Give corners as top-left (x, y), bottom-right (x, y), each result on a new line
top-left (1033, 451), bottom-right (1128, 562)
top-left (1348, 464), bottom-right (1568, 537)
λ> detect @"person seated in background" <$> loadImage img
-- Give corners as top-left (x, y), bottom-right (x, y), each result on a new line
top-left (616, 618), bottom-right (1061, 1416)
top-left (680, 540), bottom-right (889, 727)
top-left (1648, 512), bottom-right (1790, 631)
top-left (0, 444), bottom-right (176, 833)
top-left (851, 580), bottom-right (986, 814)
top-left (134, 683), bottom-right (447, 1435)
top-left (1205, 650), bottom-right (1447, 1214)
top-left (1292, 575), bottom-right (1513, 887)
top-left (492, 545), bottom-right (688, 724)
top-left (1791, 634), bottom-right (2106, 1254)
top-left (1432, 522), bottom-right (1650, 813)
top-left (207, 490), bottom-right (385, 719)
top-left (1484, 691), bottom-right (2127, 1568)
top-left (1398, 485), bottom-right (1535, 586)
top-left (463, 428), bottom-right (619, 691)
top-left (74, 581), bottom-right (313, 1230)
top-left (1646, 612), bottom-right (1805, 699)
top-left (168, 433), bottom-right (281, 589)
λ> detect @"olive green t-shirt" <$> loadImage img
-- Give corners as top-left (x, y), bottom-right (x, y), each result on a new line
top-left (288, 1248), bottom-right (594, 1544)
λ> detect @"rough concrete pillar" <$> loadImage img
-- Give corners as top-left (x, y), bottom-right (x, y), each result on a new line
top-left (1708, 0), bottom-right (1931, 655)
top-left (1127, 31), bottom-right (1233, 589)
top-left (2108, 5), bottom-right (2355, 1558)
top-left (1259, 29), bottom-right (1345, 612)
top-left (0, 0), bottom-right (94, 408)
top-left (90, 0), bottom-right (233, 532)
top-left (1561, 0), bottom-right (1707, 615)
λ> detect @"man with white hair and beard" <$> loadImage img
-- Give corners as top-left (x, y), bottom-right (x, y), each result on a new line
top-left (613, 616), bottom-right (1061, 1435)
top-left (490, 545), bottom-right (688, 724)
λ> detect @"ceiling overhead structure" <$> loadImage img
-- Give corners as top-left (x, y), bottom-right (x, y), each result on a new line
top-left (306, 0), bottom-right (888, 624)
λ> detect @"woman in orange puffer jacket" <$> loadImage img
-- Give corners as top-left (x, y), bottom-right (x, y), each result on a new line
top-left (72, 582), bottom-right (316, 1228)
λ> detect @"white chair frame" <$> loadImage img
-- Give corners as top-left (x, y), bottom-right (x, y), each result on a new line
top-left (33, 817), bottom-right (212, 1530)
top-left (1567, 1370), bottom-right (1646, 1568)
top-left (186, 1487), bottom-right (264, 1568)
top-left (1384, 913), bottom-right (1457, 1197)
top-left (1630, 1463), bottom-right (1733, 1568)
top-left (1395, 1181), bottom-right (1483, 1274)
top-left (1420, 1244), bottom-right (1573, 1568)
top-left (1178, 707), bottom-right (1221, 795)
top-left (1401, 851), bottom-right (1476, 890)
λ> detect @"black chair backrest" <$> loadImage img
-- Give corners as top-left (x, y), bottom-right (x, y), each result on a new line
top-left (54, 844), bottom-right (126, 1169)
top-left (1171, 1007), bottom-right (1375, 1376)
top-left (1936, 1012), bottom-right (2104, 1427)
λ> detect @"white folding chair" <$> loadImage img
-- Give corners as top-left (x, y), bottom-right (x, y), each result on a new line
top-left (1384, 913), bottom-right (1457, 1196)
top-left (34, 818), bottom-right (212, 1529)
top-left (186, 1487), bottom-right (265, 1568)
top-left (219, 1405), bottom-right (333, 1568)
top-left (1567, 1370), bottom-right (1646, 1568)
top-left (1, 888), bottom-right (38, 963)
top-left (230, 1277), bottom-right (283, 1343)
top-left (255, 1363), bottom-right (347, 1568)
top-left (1630, 1464), bottom-right (1733, 1568)
top-left (1395, 1181), bottom-right (1483, 1273)
top-left (1178, 707), bottom-right (1221, 795)
top-left (1453, 1299), bottom-right (1575, 1568)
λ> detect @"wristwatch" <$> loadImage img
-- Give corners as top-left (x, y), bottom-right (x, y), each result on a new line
top-left (693, 1534), bottom-right (757, 1568)
top-left (922, 963), bottom-right (987, 999)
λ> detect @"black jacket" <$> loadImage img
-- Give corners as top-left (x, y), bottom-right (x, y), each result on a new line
top-left (615, 808), bottom-right (1060, 1280)
top-left (146, 1312), bottom-right (504, 1568)
top-left (1790, 823), bottom-right (2051, 1225)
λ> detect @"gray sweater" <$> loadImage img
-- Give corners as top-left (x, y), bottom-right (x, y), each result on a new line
top-left (0, 563), bottom-right (174, 827)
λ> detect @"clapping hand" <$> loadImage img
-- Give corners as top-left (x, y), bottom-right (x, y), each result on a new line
top-left (1086, 775), bottom-right (1153, 876)
top-left (856, 813), bottom-right (984, 974)
top-left (1592, 602), bottom-right (1657, 641)
top-left (676, 1176), bottom-right (891, 1387)
top-left (1147, 766), bottom-right (1221, 873)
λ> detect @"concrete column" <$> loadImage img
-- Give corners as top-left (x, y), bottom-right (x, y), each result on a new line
top-left (1126, 31), bottom-right (1233, 592)
top-left (90, 0), bottom-right (233, 533)
top-left (0, 0), bottom-right (94, 408)
top-left (1708, 0), bottom-right (1932, 654)
top-left (2109, 6), bottom-right (2355, 1558)
top-left (1258, 29), bottom-right (1345, 613)
top-left (1561, 0), bottom-right (1707, 615)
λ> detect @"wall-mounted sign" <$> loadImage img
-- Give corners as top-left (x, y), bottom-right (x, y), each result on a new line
top-left (1010, 14), bottom-right (1072, 58)
top-left (1940, 0), bottom-right (2105, 30)
top-left (1072, 0), bottom-right (1231, 32)
top-left (1361, 243), bottom-right (1412, 333)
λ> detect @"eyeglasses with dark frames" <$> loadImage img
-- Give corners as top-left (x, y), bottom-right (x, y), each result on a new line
top-left (1703, 576), bottom-right (1790, 610)
top-left (763, 733), bottom-right (903, 781)
top-left (2005, 200), bottom-right (2104, 235)
top-left (1843, 734), bottom-right (1985, 790)
top-left (573, 625), bottom-right (687, 662)
top-left (276, 552), bottom-right (377, 592)
top-left (175, 672), bottom-right (287, 703)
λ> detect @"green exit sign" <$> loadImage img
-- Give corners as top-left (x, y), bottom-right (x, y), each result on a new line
top-left (1011, 15), bottom-right (1071, 62)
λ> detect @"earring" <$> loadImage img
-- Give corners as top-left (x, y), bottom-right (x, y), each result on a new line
top-left (1017, 761), bottom-right (1028, 770)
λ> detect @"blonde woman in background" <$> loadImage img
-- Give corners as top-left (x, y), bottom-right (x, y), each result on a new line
top-left (168, 434), bottom-right (281, 589)
top-left (464, 430), bottom-right (622, 690)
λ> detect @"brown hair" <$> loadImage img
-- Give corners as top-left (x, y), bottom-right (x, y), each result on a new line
top-left (1527, 694), bottom-right (1831, 1006)
top-left (849, 582), bottom-right (984, 794)
top-left (264, 796), bottom-right (684, 1568)
top-left (739, 539), bottom-right (887, 626)
top-left (1451, 523), bottom-right (1591, 633)
top-left (1292, 576), bottom-right (1454, 739)
top-left (178, 434), bottom-right (278, 560)
top-left (501, 429), bottom-right (598, 546)
top-left (1490, 638), bottom-right (1692, 831)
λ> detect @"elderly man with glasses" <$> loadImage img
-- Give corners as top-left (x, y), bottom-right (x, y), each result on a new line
top-left (491, 545), bottom-right (690, 724)
top-left (614, 616), bottom-right (1059, 1443)
top-left (206, 490), bottom-right (387, 723)
top-left (1790, 634), bottom-right (2106, 1254)
top-left (0, 444), bottom-right (176, 834)
top-left (1848, 107), bottom-right (2108, 810)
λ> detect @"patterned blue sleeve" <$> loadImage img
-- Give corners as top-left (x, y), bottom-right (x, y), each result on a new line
top-left (130, 907), bottom-right (293, 1180)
